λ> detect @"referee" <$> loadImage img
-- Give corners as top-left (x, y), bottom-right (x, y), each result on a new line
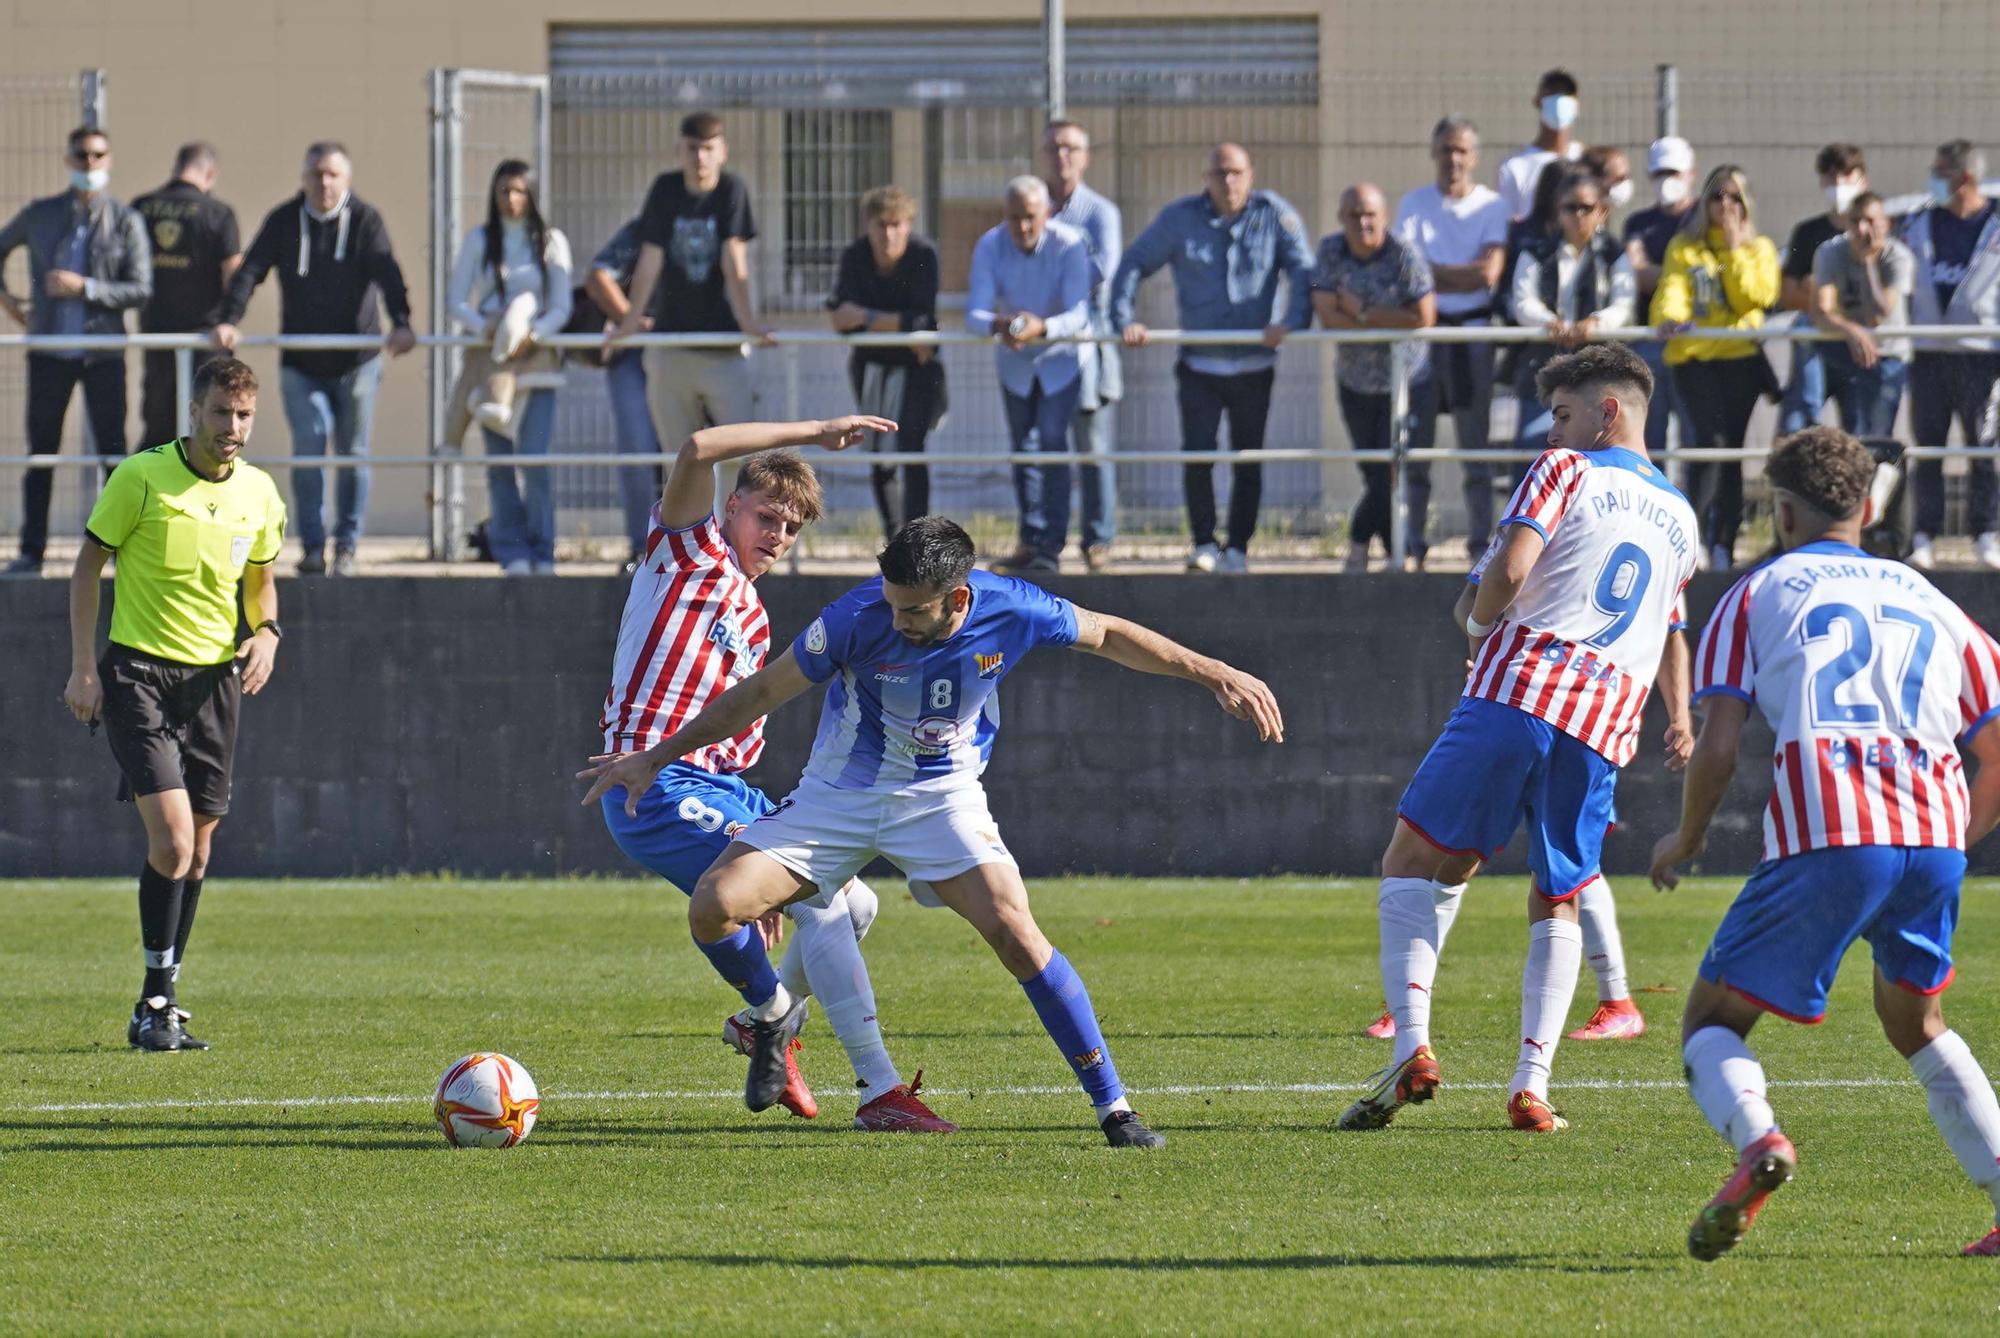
top-left (62, 356), bottom-right (287, 1052)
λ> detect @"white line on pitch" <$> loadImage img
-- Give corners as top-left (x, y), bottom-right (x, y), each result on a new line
top-left (14, 1075), bottom-right (1910, 1116)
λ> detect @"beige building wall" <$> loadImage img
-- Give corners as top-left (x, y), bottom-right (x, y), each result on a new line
top-left (5, 0), bottom-right (1997, 539)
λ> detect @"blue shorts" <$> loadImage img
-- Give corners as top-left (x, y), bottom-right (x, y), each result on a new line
top-left (1699, 845), bottom-right (1965, 1023)
top-left (1397, 696), bottom-right (1619, 900)
top-left (600, 761), bottom-right (774, 894)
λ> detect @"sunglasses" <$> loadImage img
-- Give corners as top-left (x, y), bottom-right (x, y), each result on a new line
top-left (1708, 191), bottom-right (1744, 205)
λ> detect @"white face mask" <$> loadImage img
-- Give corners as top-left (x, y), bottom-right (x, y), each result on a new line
top-left (1929, 175), bottom-right (1956, 205)
top-left (1539, 95), bottom-right (1579, 132)
top-left (1607, 179), bottom-right (1634, 209)
top-left (69, 167), bottom-right (108, 192)
top-left (1825, 179), bottom-right (1863, 214)
top-left (1657, 175), bottom-right (1691, 207)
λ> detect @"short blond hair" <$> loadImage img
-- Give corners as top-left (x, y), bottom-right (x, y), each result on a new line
top-left (734, 450), bottom-right (824, 524)
top-left (861, 186), bottom-right (916, 224)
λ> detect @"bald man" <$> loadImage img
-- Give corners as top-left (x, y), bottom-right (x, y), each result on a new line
top-left (1109, 142), bottom-right (1314, 573)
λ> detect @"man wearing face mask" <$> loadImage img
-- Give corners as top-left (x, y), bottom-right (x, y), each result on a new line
top-left (0, 125), bottom-right (152, 576)
top-left (1903, 139), bottom-right (2000, 570)
top-left (1624, 137), bottom-right (1699, 457)
top-left (1582, 146), bottom-right (1635, 215)
top-left (214, 141), bottom-right (416, 578)
top-left (1778, 145), bottom-right (1869, 436)
top-left (1498, 70), bottom-right (1585, 224)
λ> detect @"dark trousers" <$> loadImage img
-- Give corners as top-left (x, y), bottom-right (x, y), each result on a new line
top-left (1671, 357), bottom-right (1764, 554)
top-left (1338, 382), bottom-right (1399, 551)
top-left (22, 352), bottom-right (126, 561)
top-left (140, 347), bottom-right (222, 449)
top-left (1175, 363), bottom-right (1274, 551)
top-left (851, 359), bottom-right (936, 541)
top-left (1909, 351), bottom-right (2000, 538)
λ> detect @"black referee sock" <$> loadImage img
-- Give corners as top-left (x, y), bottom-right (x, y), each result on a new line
top-left (138, 863), bottom-right (185, 1002)
top-left (171, 877), bottom-right (204, 989)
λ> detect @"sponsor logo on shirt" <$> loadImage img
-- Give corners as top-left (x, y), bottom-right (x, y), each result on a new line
top-left (708, 612), bottom-right (751, 659)
top-left (975, 651), bottom-right (1005, 678)
top-left (909, 715), bottom-right (963, 756)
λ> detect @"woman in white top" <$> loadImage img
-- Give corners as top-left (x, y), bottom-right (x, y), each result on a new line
top-left (447, 159), bottom-right (572, 573)
top-left (1510, 166), bottom-right (1636, 455)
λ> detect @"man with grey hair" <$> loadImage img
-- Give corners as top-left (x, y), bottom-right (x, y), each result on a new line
top-left (966, 174), bottom-right (1095, 575)
top-left (215, 141), bottom-right (415, 575)
top-left (1903, 138), bottom-right (2000, 569)
top-left (1396, 115), bottom-right (1508, 557)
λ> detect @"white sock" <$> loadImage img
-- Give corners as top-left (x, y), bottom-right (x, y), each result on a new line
top-left (1683, 1024), bottom-right (1778, 1154)
top-left (1381, 877), bottom-right (1452, 1065)
top-left (844, 879), bottom-right (879, 941)
top-left (1512, 918), bottom-right (1582, 1099)
top-left (747, 982), bottom-right (795, 1023)
top-left (1434, 881), bottom-right (1466, 952)
top-left (1095, 1095), bottom-right (1132, 1121)
top-left (1909, 1030), bottom-right (2000, 1219)
top-left (1576, 875), bottom-right (1629, 1003)
top-left (784, 891), bottom-right (900, 1098)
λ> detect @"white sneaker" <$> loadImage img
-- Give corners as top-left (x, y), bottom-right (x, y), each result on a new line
top-left (501, 558), bottom-right (531, 576)
top-left (1910, 533), bottom-right (1936, 570)
top-left (1709, 543), bottom-right (1733, 571)
top-left (1978, 532), bottom-right (2000, 570)
top-left (1186, 542), bottom-right (1220, 573)
top-left (530, 559), bottom-right (557, 575)
top-left (1218, 547), bottom-right (1250, 574)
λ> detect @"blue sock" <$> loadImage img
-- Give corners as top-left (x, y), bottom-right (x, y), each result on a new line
top-left (692, 924), bottom-right (779, 1009)
top-left (1020, 949), bottom-right (1124, 1109)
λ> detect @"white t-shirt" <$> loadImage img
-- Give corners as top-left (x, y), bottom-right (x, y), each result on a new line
top-left (1498, 142), bottom-right (1585, 222)
top-left (1394, 183), bottom-right (1510, 318)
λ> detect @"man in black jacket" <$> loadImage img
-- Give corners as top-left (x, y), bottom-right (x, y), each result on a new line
top-left (132, 142), bottom-right (242, 449)
top-left (213, 141), bottom-right (414, 575)
top-left (0, 125), bottom-right (152, 575)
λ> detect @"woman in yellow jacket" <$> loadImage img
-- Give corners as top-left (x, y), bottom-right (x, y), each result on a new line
top-left (1650, 164), bottom-right (1781, 568)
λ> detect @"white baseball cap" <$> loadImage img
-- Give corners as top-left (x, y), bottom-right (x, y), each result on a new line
top-left (1648, 136), bottom-right (1694, 175)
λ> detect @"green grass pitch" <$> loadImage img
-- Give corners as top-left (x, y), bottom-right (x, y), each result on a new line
top-left (5, 875), bottom-right (2000, 1332)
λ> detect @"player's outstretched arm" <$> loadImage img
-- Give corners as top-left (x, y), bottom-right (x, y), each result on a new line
top-left (577, 648), bottom-right (816, 815)
top-left (1964, 718), bottom-right (2000, 849)
top-left (1069, 605), bottom-right (1284, 742)
top-left (1654, 630), bottom-right (1694, 771)
top-left (1648, 694), bottom-right (1748, 889)
top-left (658, 415), bottom-right (898, 528)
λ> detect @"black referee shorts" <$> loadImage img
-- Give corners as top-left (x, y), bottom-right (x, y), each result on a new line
top-left (99, 644), bottom-right (241, 816)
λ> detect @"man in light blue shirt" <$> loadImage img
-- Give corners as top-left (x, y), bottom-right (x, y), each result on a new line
top-left (1109, 143), bottom-right (1313, 573)
top-left (1043, 120), bottom-right (1123, 570)
top-left (965, 176), bottom-right (1094, 574)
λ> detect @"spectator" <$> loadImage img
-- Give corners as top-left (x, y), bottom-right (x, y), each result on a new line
top-left (1904, 138), bottom-right (2000, 570)
top-left (0, 125), bottom-right (150, 576)
top-left (1581, 145), bottom-right (1634, 213)
top-left (215, 141), bottom-right (416, 577)
top-left (1495, 161), bottom-right (1568, 326)
top-left (1111, 143), bottom-right (1313, 573)
top-left (1624, 136), bottom-right (1699, 455)
top-left (1041, 119), bottom-right (1122, 571)
top-left (965, 176), bottom-right (1094, 575)
top-left (447, 160), bottom-right (571, 575)
top-left (611, 111), bottom-right (772, 464)
top-left (1510, 168), bottom-right (1637, 451)
top-left (1651, 163), bottom-right (1781, 570)
top-left (1806, 190), bottom-right (1913, 438)
top-left (132, 142), bottom-right (241, 448)
top-left (1311, 184), bottom-right (1437, 572)
top-left (583, 215), bottom-right (662, 568)
top-left (1395, 116), bottom-right (1508, 555)
top-left (828, 185), bottom-right (940, 540)
top-left (1778, 144), bottom-right (1870, 434)
top-left (1497, 69), bottom-right (1585, 222)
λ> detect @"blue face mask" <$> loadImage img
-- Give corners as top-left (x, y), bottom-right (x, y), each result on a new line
top-left (1928, 175), bottom-right (1955, 205)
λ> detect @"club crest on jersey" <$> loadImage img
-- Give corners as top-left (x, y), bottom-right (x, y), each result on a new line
top-left (805, 617), bottom-right (827, 655)
top-left (975, 651), bottom-right (1005, 678)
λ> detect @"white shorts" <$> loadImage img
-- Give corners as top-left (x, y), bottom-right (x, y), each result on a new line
top-left (736, 775), bottom-right (1016, 905)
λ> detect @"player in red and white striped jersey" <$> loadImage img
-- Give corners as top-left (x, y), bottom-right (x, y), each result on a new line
top-left (1652, 427), bottom-right (2000, 1260)
top-left (589, 414), bottom-right (955, 1133)
top-left (1340, 344), bottom-right (1697, 1137)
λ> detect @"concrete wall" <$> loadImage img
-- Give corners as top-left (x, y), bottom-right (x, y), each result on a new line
top-left (9, 570), bottom-right (2000, 880)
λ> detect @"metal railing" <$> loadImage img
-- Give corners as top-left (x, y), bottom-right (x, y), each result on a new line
top-left (4, 323), bottom-right (1997, 564)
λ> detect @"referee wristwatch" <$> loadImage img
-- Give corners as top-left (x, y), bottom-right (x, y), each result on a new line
top-left (255, 619), bottom-right (284, 641)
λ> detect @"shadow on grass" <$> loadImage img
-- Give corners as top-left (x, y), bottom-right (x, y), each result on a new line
top-left (551, 1250), bottom-right (1653, 1275)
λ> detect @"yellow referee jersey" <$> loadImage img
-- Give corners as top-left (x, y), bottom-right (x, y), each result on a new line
top-left (85, 440), bottom-right (287, 666)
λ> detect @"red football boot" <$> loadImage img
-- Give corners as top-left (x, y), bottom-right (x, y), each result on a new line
top-left (1688, 1130), bottom-right (1797, 1261)
top-left (1962, 1226), bottom-right (2000, 1257)
top-left (1567, 997), bottom-right (1647, 1041)
top-left (723, 1012), bottom-right (818, 1119)
top-left (1507, 1089), bottom-right (1570, 1132)
top-left (1336, 1045), bottom-right (1440, 1130)
top-left (854, 1069), bottom-right (958, 1132)
top-left (1364, 1006), bottom-right (1397, 1040)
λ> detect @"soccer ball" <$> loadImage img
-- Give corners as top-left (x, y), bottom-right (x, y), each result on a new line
top-left (433, 1052), bottom-right (540, 1148)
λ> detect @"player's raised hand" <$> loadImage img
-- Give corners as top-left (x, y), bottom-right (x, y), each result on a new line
top-left (1662, 716), bottom-right (1695, 771)
top-left (1209, 665), bottom-right (1284, 743)
top-left (814, 415), bottom-right (897, 450)
top-left (577, 751), bottom-right (665, 816)
top-left (1648, 828), bottom-right (1703, 891)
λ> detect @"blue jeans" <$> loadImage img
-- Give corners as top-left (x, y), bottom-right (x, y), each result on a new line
top-left (280, 358), bottom-right (381, 553)
top-left (605, 349), bottom-right (662, 553)
top-left (1633, 339), bottom-right (1686, 456)
top-left (1778, 337), bottom-right (1826, 435)
top-left (483, 388), bottom-right (556, 566)
top-left (1002, 377), bottom-right (1082, 559)
top-left (1074, 400), bottom-right (1116, 549)
top-left (1820, 346), bottom-right (1908, 438)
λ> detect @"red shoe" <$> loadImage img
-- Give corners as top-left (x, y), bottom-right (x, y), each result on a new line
top-left (722, 1013), bottom-right (818, 1119)
top-left (1337, 1045), bottom-right (1440, 1130)
top-left (1567, 998), bottom-right (1647, 1041)
top-left (854, 1069), bottom-right (958, 1132)
top-left (1364, 1006), bottom-right (1396, 1039)
top-left (1964, 1227), bottom-right (2000, 1257)
top-left (1688, 1130), bottom-right (1797, 1261)
top-left (1507, 1089), bottom-right (1570, 1132)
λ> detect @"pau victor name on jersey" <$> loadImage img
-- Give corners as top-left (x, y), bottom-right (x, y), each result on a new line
top-left (1588, 484), bottom-right (1692, 569)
